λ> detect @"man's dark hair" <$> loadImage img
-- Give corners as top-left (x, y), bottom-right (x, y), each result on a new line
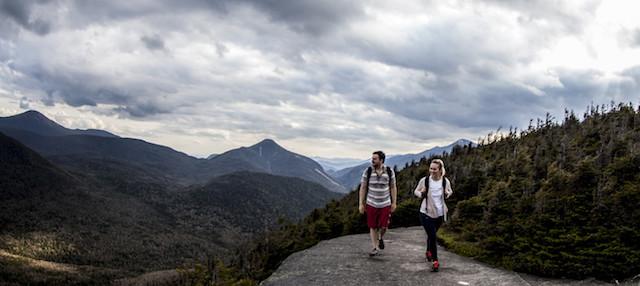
top-left (373, 150), bottom-right (386, 163)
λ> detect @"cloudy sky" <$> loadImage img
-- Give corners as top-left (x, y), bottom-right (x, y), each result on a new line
top-left (1, 0), bottom-right (639, 159)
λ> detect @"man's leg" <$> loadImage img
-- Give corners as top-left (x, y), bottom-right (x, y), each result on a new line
top-left (369, 228), bottom-right (379, 249)
top-left (378, 209), bottom-right (391, 249)
top-left (366, 205), bottom-right (380, 255)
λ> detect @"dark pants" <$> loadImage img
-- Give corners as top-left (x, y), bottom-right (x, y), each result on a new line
top-left (419, 212), bottom-right (444, 260)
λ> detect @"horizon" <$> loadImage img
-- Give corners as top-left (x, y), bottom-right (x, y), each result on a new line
top-left (1, 109), bottom-right (474, 160)
top-left (1, 1), bottom-right (639, 158)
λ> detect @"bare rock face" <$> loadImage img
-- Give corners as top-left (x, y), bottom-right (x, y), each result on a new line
top-left (262, 227), bottom-right (609, 286)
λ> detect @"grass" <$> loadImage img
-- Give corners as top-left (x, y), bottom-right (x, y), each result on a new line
top-left (437, 228), bottom-right (483, 258)
top-left (0, 249), bottom-right (123, 285)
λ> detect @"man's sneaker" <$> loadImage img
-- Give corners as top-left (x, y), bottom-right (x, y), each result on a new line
top-left (425, 250), bottom-right (433, 262)
top-left (431, 260), bottom-right (440, 272)
top-left (369, 248), bottom-right (379, 257)
top-left (378, 239), bottom-right (385, 250)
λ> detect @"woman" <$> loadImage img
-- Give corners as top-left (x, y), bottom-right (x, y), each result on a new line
top-left (413, 158), bottom-right (453, 272)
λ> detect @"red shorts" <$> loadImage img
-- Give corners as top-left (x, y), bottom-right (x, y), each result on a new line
top-left (366, 205), bottom-right (391, 229)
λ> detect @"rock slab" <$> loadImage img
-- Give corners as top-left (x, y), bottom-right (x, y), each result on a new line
top-left (262, 227), bottom-right (611, 286)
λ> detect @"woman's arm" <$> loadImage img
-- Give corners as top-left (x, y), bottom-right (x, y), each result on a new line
top-left (414, 177), bottom-right (426, 197)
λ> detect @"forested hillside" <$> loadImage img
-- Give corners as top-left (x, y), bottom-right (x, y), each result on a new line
top-left (0, 133), bottom-right (340, 285)
top-left (206, 103), bottom-right (639, 284)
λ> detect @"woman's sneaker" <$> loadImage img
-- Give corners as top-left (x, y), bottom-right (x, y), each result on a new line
top-left (369, 248), bottom-right (379, 257)
top-left (425, 250), bottom-right (433, 262)
top-left (431, 260), bottom-right (440, 272)
top-left (378, 239), bottom-right (385, 250)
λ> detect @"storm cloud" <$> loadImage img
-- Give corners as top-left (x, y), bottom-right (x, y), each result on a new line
top-left (1, 0), bottom-right (639, 158)
top-left (0, 0), bottom-right (52, 35)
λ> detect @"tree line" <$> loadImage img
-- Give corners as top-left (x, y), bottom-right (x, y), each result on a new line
top-left (184, 102), bottom-right (640, 285)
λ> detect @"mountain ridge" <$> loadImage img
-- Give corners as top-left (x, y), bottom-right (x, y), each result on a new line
top-left (0, 110), bottom-right (118, 138)
top-left (332, 139), bottom-right (475, 190)
top-left (0, 111), bottom-right (346, 192)
top-left (204, 138), bottom-right (347, 193)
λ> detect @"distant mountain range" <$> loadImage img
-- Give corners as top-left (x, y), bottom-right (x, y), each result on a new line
top-left (0, 110), bottom-right (345, 193)
top-left (332, 139), bottom-right (475, 190)
top-left (0, 109), bottom-right (348, 282)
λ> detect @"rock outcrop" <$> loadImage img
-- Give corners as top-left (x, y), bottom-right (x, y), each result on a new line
top-left (262, 227), bottom-right (609, 286)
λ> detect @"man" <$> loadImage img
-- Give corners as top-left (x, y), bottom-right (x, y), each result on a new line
top-left (358, 150), bottom-right (398, 256)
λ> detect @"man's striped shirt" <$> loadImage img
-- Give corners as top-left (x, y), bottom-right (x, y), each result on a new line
top-left (361, 165), bottom-right (396, 208)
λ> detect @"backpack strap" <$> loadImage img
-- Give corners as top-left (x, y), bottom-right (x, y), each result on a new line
top-left (365, 166), bottom-right (373, 193)
top-left (385, 166), bottom-right (393, 182)
top-left (422, 177), bottom-right (429, 199)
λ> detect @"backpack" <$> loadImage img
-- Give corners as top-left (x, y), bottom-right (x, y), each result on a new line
top-left (365, 166), bottom-right (394, 192)
top-left (421, 176), bottom-right (447, 199)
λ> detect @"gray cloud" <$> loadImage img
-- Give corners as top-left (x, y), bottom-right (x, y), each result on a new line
top-left (1, 0), bottom-right (638, 157)
top-left (141, 34), bottom-right (165, 51)
top-left (0, 0), bottom-right (52, 35)
top-left (11, 62), bottom-right (179, 117)
top-left (26, 66), bottom-right (118, 107)
top-left (616, 66), bottom-right (640, 100)
top-left (215, 42), bottom-right (228, 58)
top-left (59, 0), bottom-right (360, 37)
top-left (114, 103), bottom-right (171, 118)
top-left (19, 96), bottom-right (29, 109)
top-left (241, 0), bottom-right (364, 36)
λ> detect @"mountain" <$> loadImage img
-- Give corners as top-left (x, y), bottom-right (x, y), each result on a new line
top-left (333, 139), bottom-right (475, 190)
top-left (0, 110), bottom-right (210, 185)
top-left (385, 139), bottom-right (474, 168)
top-left (0, 131), bottom-right (223, 280)
top-left (0, 127), bottom-right (206, 185)
top-left (0, 111), bottom-right (348, 192)
top-left (0, 131), bottom-right (75, 200)
top-left (1, 129), bottom-right (342, 284)
top-left (206, 139), bottom-right (347, 193)
top-left (0, 110), bottom-right (118, 138)
top-left (312, 156), bottom-right (368, 172)
top-left (176, 172), bottom-right (342, 233)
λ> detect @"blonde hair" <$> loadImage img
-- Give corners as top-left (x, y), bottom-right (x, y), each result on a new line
top-left (430, 159), bottom-right (446, 177)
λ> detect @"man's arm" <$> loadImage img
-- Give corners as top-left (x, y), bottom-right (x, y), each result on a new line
top-left (359, 181), bottom-right (366, 214)
top-left (390, 179), bottom-right (398, 212)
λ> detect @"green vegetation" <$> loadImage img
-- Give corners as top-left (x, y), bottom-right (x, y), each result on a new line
top-left (3, 102), bottom-right (639, 284)
top-left (202, 102), bottom-right (639, 284)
